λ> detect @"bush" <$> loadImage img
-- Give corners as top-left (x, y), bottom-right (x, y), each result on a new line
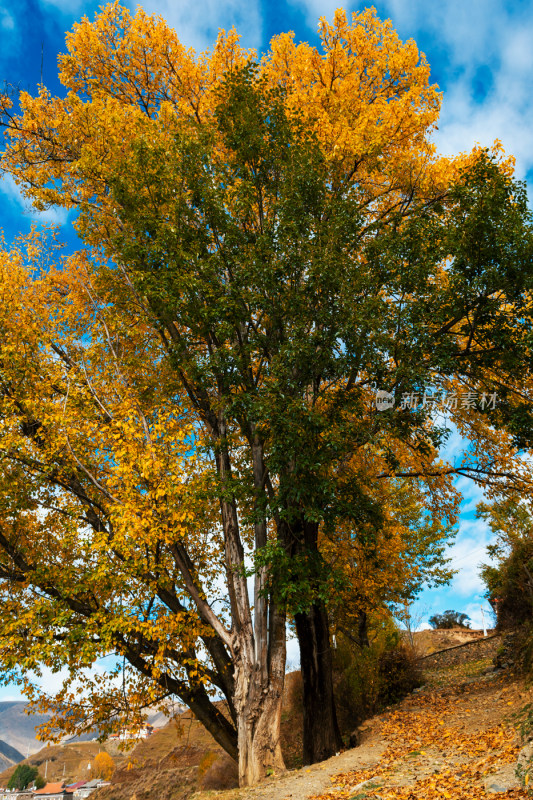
top-left (333, 635), bottom-right (381, 731)
top-left (378, 642), bottom-right (423, 705)
top-left (197, 751), bottom-right (218, 780)
top-left (332, 618), bottom-right (423, 736)
top-left (198, 753), bottom-right (238, 790)
top-left (428, 610), bottom-right (471, 629)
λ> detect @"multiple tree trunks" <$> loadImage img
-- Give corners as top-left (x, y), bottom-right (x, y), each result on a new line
top-left (2, 3), bottom-right (533, 789)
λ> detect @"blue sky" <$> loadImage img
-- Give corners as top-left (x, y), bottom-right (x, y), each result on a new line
top-left (0, 0), bottom-right (532, 698)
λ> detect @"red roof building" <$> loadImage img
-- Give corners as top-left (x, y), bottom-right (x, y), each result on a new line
top-left (34, 783), bottom-right (68, 798)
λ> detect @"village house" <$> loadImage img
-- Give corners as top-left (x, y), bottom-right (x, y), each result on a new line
top-left (72, 781), bottom-right (106, 799)
top-left (0, 779), bottom-right (106, 800)
top-left (33, 783), bottom-right (69, 800)
top-left (108, 724), bottom-right (154, 741)
top-left (0, 792), bottom-right (33, 800)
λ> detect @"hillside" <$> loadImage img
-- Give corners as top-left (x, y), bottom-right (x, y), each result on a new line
top-left (411, 626), bottom-right (495, 656)
top-left (0, 676), bottom-right (303, 798)
top-left (0, 740), bottom-right (126, 789)
top-left (92, 631), bottom-right (528, 800)
top-left (2, 631), bottom-right (528, 799)
top-left (0, 739), bottom-right (24, 772)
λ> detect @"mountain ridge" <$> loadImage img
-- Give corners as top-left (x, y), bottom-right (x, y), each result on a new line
top-left (0, 738), bottom-right (24, 773)
top-left (0, 702), bottom-right (52, 758)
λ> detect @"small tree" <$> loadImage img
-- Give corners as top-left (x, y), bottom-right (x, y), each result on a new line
top-left (429, 610), bottom-right (471, 629)
top-left (7, 764), bottom-right (41, 791)
top-left (91, 752), bottom-right (115, 781)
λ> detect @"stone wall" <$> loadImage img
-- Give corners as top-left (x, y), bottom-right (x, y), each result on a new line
top-left (419, 634), bottom-right (502, 670)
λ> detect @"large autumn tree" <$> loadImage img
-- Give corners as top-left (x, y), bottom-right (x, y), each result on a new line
top-left (1, 2), bottom-right (533, 778)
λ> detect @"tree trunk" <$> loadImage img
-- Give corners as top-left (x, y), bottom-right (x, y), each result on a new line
top-left (357, 610), bottom-right (369, 648)
top-left (295, 599), bottom-right (343, 764)
top-left (235, 674), bottom-right (286, 785)
top-left (233, 601), bottom-right (287, 786)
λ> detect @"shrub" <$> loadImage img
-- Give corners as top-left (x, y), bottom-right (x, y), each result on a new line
top-left (428, 610), bottom-right (471, 629)
top-left (378, 642), bottom-right (423, 705)
top-left (198, 753), bottom-right (238, 790)
top-left (333, 617), bottom-right (422, 736)
top-left (197, 751), bottom-right (218, 780)
top-left (333, 634), bottom-right (382, 731)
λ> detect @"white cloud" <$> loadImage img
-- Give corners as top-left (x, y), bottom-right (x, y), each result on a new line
top-left (0, 8), bottom-right (15, 30)
top-left (34, 0), bottom-right (262, 52)
top-left (0, 689), bottom-right (25, 701)
top-left (291, 1), bottom-right (533, 177)
top-left (289, 0), bottom-right (340, 27)
top-left (137, 0), bottom-right (262, 51)
top-left (0, 174), bottom-right (69, 226)
top-left (437, 514), bottom-right (499, 604)
top-left (38, 0), bottom-right (86, 11)
top-left (286, 635), bottom-right (300, 670)
top-left (439, 421), bottom-right (469, 464)
top-left (453, 475), bottom-right (487, 515)
top-left (0, 5), bottom-right (19, 58)
top-left (381, 1), bottom-right (533, 178)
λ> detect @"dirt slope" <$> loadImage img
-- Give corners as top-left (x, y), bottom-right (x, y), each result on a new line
top-left (191, 639), bottom-right (526, 800)
top-left (411, 627), bottom-right (495, 656)
top-left (3, 631), bottom-right (527, 800)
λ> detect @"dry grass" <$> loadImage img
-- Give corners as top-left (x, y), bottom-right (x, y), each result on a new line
top-left (412, 627), bottom-right (493, 656)
top-left (0, 740), bottom-right (123, 788)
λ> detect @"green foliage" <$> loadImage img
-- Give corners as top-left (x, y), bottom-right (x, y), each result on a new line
top-left (332, 617), bottom-right (422, 733)
top-left (479, 498), bottom-right (533, 629)
top-left (7, 764), bottom-right (41, 791)
top-left (428, 610), bottom-right (471, 629)
top-left (246, 541), bottom-right (346, 615)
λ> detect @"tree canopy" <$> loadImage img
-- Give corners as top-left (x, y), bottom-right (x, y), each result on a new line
top-left (1, 2), bottom-right (533, 785)
top-left (480, 497), bottom-right (533, 628)
top-left (428, 610), bottom-right (471, 630)
top-left (8, 764), bottom-right (44, 791)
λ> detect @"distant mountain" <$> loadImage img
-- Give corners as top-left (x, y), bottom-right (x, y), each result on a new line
top-left (0, 702), bottom-right (173, 760)
top-left (0, 702), bottom-right (52, 758)
top-left (0, 738), bottom-right (24, 772)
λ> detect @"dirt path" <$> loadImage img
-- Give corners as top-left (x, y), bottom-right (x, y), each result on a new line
top-left (237, 736), bottom-right (387, 800)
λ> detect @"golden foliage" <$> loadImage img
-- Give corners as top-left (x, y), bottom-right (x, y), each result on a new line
top-left (91, 751), bottom-right (115, 781)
